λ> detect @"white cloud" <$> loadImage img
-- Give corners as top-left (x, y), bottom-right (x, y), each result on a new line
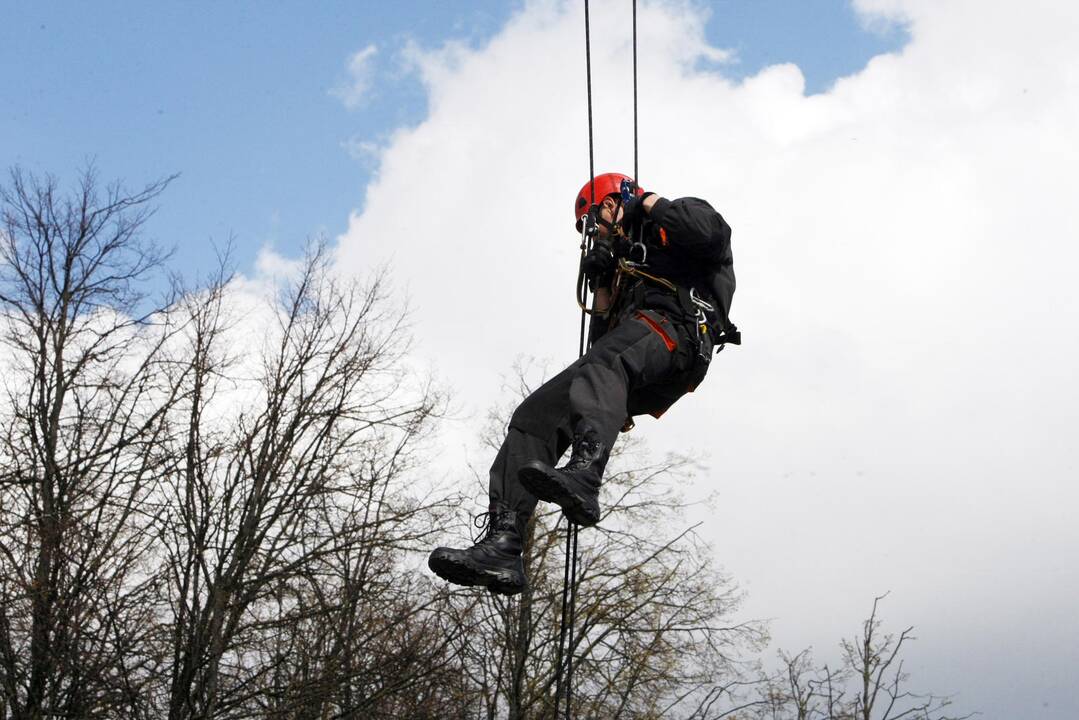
top-left (330, 0), bottom-right (1079, 716)
top-left (253, 244), bottom-right (304, 281)
top-left (331, 44), bottom-right (379, 109)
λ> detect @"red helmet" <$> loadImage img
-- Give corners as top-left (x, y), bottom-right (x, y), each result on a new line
top-left (574, 172), bottom-right (643, 230)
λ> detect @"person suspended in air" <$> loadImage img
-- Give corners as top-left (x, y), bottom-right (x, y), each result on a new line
top-left (428, 172), bottom-right (739, 595)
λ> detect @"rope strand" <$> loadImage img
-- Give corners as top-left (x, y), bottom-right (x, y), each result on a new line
top-left (556, 1), bottom-right (596, 716)
top-left (554, 515), bottom-right (573, 711)
top-left (586, 0), bottom-right (595, 201)
top-left (565, 525), bottom-right (580, 719)
top-left (633, 0), bottom-right (639, 184)
top-left (558, 1), bottom-right (639, 716)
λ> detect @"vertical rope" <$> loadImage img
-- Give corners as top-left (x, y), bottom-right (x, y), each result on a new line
top-left (577, 0), bottom-right (596, 361)
top-left (565, 525), bottom-right (580, 719)
top-left (632, 0), bottom-right (639, 184)
top-left (557, 0), bottom-right (595, 712)
top-left (559, 0), bottom-right (641, 713)
top-left (577, 295), bottom-right (588, 358)
top-left (554, 516), bottom-right (573, 713)
top-left (585, 0), bottom-right (595, 200)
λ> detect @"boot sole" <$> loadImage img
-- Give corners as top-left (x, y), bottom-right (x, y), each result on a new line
top-left (518, 462), bottom-right (600, 527)
top-left (428, 549), bottom-right (526, 596)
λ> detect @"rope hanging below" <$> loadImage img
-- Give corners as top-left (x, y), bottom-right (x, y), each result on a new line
top-left (555, 0), bottom-right (640, 717)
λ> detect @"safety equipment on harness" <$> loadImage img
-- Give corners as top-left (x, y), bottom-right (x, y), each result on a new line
top-left (574, 172), bottom-right (643, 231)
top-left (608, 257), bottom-right (741, 357)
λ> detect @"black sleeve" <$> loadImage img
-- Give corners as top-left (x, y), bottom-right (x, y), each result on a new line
top-left (587, 312), bottom-right (610, 345)
top-left (648, 196), bottom-right (731, 266)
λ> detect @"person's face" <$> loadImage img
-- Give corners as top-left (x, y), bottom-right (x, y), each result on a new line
top-left (597, 195), bottom-right (621, 237)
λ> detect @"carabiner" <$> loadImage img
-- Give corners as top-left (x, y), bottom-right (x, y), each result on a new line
top-left (689, 287), bottom-right (714, 312)
top-left (580, 205), bottom-right (600, 246)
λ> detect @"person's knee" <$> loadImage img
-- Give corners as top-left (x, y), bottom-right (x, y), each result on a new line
top-left (508, 395), bottom-right (564, 444)
top-left (508, 395), bottom-right (542, 432)
top-left (508, 371), bottom-right (572, 434)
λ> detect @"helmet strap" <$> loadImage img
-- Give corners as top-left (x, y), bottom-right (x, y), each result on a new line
top-left (590, 205), bottom-right (614, 235)
top-left (610, 195), bottom-right (628, 238)
top-left (592, 195), bottom-right (624, 235)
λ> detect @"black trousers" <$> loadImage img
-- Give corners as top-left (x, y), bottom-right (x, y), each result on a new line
top-left (489, 309), bottom-right (708, 517)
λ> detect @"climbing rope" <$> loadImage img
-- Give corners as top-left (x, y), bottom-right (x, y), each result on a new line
top-left (554, 1), bottom-right (640, 717)
top-left (632, 0), bottom-right (638, 183)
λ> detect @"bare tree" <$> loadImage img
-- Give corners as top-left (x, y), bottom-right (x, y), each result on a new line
top-left (0, 166), bottom-right (179, 719)
top-left (841, 594), bottom-right (969, 720)
top-left (152, 242), bottom-right (458, 719)
top-left (733, 649), bottom-right (848, 720)
top-left (736, 595), bottom-right (972, 720)
top-left (0, 165), bottom-right (470, 719)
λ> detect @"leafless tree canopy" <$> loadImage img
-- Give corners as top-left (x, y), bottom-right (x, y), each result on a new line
top-left (0, 167), bottom-right (455, 719)
top-left (0, 166), bottom-right (179, 718)
top-left (714, 595), bottom-right (973, 720)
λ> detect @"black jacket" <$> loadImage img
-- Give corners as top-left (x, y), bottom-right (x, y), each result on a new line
top-left (592, 196), bottom-right (736, 343)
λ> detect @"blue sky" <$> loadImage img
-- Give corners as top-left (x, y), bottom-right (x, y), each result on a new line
top-left (1, 1), bottom-right (905, 280)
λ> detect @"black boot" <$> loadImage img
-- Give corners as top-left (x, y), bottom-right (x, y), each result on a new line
top-left (518, 423), bottom-right (604, 527)
top-left (428, 504), bottom-right (528, 596)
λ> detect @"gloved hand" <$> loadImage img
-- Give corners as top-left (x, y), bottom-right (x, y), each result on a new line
top-left (582, 237), bottom-right (615, 289)
top-left (619, 192), bottom-right (655, 233)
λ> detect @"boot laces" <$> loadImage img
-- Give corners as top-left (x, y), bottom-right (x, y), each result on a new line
top-left (564, 438), bottom-right (601, 471)
top-left (473, 508), bottom-right (519, 542)
top-left (471, 511), bottom-right (493, 543)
